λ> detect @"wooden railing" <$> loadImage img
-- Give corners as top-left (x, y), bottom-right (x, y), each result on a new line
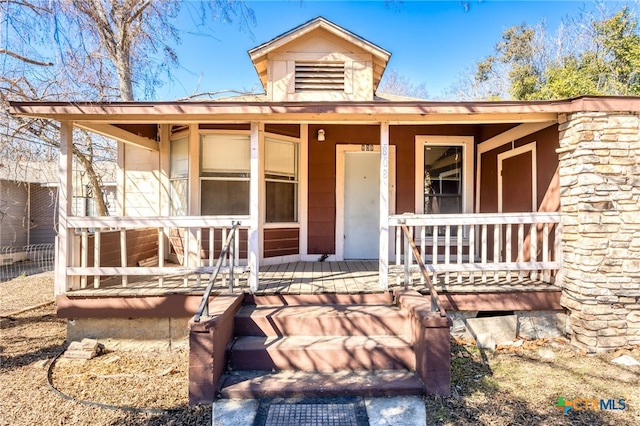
top-left (399, 224), bottom-right (447, 317)
top-left (389, 212), bottom-right (562, 285)
top-left (66, 216), bottom-right (249, 291)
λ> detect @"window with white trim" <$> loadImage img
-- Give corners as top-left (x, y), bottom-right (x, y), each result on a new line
top-left (200, 134), bottom-right (250, 215)
top-left (265, 137), bottom-right (298, 223)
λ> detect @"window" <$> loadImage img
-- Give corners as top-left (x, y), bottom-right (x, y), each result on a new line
top-left (265, 137), bottom-right (298, 223)
top-left (423, 145), bottom-right (463, 215)
top-left (415, 136), bottom-right (473, 237)
top-left (170, 136), bottom-right (188, 216)
top-left (295, 62), bottom-right (345, 92)
top-left (200, 134), bottom-right (250, 215)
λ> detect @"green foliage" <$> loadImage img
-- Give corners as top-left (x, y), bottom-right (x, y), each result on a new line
top-left (473, 5), bottom-right (640, 100)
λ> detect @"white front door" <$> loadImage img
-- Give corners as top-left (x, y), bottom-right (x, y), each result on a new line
top-left (344, 151), bottom-right (380, 259)
top-left (336, 145), bottom-right (396, 260)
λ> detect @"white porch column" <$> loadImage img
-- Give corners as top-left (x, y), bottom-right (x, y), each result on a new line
top-left (56, 121), bottom-right (74, 296)
top-left (248, 122), bottom-right (263, 292)
top-left (299, 124), bottom-right (309, 257)
top-left (379, 122), bottom-right (390, 289)
top-left (186, 124), bottom-right (200, 273)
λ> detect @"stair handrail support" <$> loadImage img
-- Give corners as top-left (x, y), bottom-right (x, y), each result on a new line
top-left (194, 221), bottom-right (241, 323)
top-left (400, 222), bottom-right (446, 318)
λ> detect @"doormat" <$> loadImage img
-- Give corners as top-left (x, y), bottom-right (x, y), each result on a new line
top-left (253, 397), bottom-right (369, 426)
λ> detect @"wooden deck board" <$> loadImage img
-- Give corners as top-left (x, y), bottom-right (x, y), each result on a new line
top-left (65, 261), bottom-right (559, 297)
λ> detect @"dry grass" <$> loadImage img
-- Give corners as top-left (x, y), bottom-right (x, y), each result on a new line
top-left (2, 273), bottom-right (639, 425)
top-left (426, 338), bottom-right (640, 425)
top-left (0, 271), bottom-right (55, 315)
top-left (0, 273), bottom-right (209, 426)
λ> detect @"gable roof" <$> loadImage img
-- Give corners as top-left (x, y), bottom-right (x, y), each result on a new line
top-left (248, 16), bottom-right (391, 91)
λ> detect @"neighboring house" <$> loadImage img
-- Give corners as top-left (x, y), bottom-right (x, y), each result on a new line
top-left (0, 161), bottom-right (57, 280)
top-left (9, 17), bottom-right (640, 402)
top-left (0, 160), bottom-right (115, 280)
top-left (0, 161), bottom-right (58, 249)
top-left (0, 160), bottom-right (117, 251)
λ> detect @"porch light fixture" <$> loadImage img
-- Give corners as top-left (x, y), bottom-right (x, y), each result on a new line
top-left (317, 129), bottom-right (326, 142)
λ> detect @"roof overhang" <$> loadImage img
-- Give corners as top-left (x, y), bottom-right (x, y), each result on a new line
top-left (10, 97), bottom-right (640, 126)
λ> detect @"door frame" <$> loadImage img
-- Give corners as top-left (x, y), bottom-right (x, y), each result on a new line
top-left (497, 142), bottom-right (537, 213)
top-left (335, 144), bottom-right (396, 261)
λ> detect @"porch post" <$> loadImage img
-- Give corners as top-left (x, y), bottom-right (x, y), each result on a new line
top-left (379, 122), bottom-right (390, 289)
top-left (248, 122), bottom-right (262, 292)
top-left (56, 121), bottom-right (74, 296)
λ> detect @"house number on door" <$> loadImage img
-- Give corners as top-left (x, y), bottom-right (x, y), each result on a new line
top-left (361, 144), bottom-right (373, 151)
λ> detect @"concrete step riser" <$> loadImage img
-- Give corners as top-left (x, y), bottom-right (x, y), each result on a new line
top-left (229, 346), bottom-right (415, 371)
top-left (244, 293), bottom-right (393, 306)
top-left (235, 315), bottom-right (406, 337)
top-left (219, 385), bottom-right (422, 400)
top-left (219, 371), bottom-right (425, 399)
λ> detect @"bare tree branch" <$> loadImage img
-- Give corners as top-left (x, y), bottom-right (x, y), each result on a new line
top-left (0, 48), bottom-right (53, 66)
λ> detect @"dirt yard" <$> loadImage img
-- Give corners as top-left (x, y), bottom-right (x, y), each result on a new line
top-left (1, 273), bottom-right (639, 425)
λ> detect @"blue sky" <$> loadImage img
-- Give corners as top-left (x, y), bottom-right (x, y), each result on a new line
top-left (160, 0), bottom-right (637, 100)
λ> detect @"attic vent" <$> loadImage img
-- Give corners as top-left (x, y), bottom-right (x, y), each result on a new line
top-left (295, 62), bottom-right (345, 92)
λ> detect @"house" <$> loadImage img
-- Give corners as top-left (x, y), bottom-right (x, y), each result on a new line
top-left (0, 161), bottom-right (57, 280)
top-left (9, 17), bottom-right (640, 403)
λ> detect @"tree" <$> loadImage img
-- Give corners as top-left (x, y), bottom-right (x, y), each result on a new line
top-left (470, 5), bottom-right (640, 100)
top-left (377, 69), bottom-right (430, 99)
top-left (1, 0), bottom-right (255, 216)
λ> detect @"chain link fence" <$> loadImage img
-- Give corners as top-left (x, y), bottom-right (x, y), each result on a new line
top-left (0, 244), bottom-right (55, 282)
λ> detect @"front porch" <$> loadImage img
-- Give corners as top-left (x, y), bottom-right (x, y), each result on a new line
top-left (57, 210), bottom-right (562, 301)
top-left (62, 260), bottom-right (559, 296)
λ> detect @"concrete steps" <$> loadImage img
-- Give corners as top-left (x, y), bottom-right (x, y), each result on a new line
top-left (229, 335), bottom-right (415, 371)
top-left (219, 293), bottom-right (425, 399)
top-left (219, 370), bottom-right (425, 399)
top-left (234, 304), bottom-right (407, 337)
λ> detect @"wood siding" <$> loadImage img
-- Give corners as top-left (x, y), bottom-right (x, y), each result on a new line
top-left (124, 145), bottom-right (160, 216)
top-left (478, 125), bottom-right (559, 261)
top-left (307, 124), bottom-right (482, 255)
top-left (169, 228), bottom-right (249, 262)
top-left (479, 125), bottom-right (559, 213)
top-left (86, 228), bottom-right (158, 267)
top-left (264, 228), bottom-right (300, 258)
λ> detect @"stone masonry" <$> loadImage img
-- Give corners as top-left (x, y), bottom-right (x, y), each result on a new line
top-left (558, 111), bottom-right (640, 352)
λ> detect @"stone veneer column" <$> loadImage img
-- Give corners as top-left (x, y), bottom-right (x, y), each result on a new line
top-left (558, 111), bottom-right (640, 352)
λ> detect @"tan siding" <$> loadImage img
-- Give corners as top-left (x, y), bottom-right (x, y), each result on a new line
top-left (124, 146), bottom-right (159, 216)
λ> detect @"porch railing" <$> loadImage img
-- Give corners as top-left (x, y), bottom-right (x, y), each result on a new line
top-left (65, 216), bottom-right (249, 291)
top-left (389, 212), bottom-right (562, 286)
